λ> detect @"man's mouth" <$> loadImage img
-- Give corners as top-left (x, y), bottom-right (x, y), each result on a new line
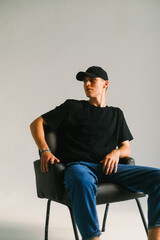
top-left (86, 88), bottom-right (93, 91)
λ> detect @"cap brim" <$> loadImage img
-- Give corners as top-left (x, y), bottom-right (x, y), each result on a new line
top-left (76, 71), bottom-right (98, 81)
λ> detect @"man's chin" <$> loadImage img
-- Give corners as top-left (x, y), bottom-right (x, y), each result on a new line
top-left (86, 94), bottom-right (92, 98)
top-left (85, 92), bottom-right (92, 98)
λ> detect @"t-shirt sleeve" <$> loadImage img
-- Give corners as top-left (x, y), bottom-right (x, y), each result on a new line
top-left (118, 109), bottom-right (133, 144)
top-left (41, 99), bottom-right (71, 131)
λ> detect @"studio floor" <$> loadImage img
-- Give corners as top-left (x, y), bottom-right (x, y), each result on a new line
top-left (0, 200), bottom-right (147, 240)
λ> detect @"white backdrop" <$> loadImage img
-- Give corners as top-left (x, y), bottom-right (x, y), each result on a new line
top-left (0, 1), bottom-right (160, 239)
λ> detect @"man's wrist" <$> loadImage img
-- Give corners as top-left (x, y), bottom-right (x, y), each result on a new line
top-left (40, 149), bottom-right (51, 156)
top-left (116, 149), bottom-right (121, 157)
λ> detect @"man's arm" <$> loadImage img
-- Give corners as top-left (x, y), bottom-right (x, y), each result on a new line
top-left (100, 140), bottom-right (130, 175)
top-left (30, 117), bottom-right (59, 173)
top-left (30, 116), bottom-right (49, 151)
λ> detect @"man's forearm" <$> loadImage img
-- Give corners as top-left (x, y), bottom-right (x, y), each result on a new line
top-left (117, 141), bottom-right (131, 158)
top-left (30, 117), bottom-right (49, 151)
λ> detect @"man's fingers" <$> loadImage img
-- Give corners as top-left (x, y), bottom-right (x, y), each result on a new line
top-left (40, 156), bottom-right (50, 173)
top-left (105, 159), bottom-right (111, 175)
top-left (40, 158), bottom-right (45, 172)
top-left (41, 154), bottom-right (60, 173)
top-left (50, 156), bottom-right (60, 164)
top-left (114, 162), bottom-right (118, 173)
top-left (101, 151), bottom-right (119, 175)
top-left (50, 157), bottom-right (54, 165)
top-left (102, 158), bottom-right (117, 175)
top-left (101, 157), bottom-right (109, 171)
top-left (41, 159), bottom-right (49, 173)
top-left (40, 159), bottom-right (46, 173)
top-left (45, 160), bottom-right (49, 172)
top-left (55, 157), bottom-right (60, 163)
top-left (100, 157), bottom-right (110, 173)
top-left (108, 161), bottom-right (118, 175)
top-left (105, 166), bottom-right (110, 175)
top-left (108, 162), bottom-right (114, 175)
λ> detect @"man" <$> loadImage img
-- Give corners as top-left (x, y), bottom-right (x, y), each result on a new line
top-left (30, 66), bottom-right (160, 240)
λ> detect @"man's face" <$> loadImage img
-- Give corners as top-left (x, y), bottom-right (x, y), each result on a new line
top-left (83, 76), bottom-right (108, 98)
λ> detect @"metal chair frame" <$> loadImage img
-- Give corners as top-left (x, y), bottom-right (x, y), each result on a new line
top-left (44, 198), bottom-right (148, 240)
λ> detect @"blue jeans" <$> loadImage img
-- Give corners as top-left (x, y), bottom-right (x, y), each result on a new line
top-left (64, 161), bottom-right (160, 240)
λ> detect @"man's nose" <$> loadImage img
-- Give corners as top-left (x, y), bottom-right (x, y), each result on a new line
top-left (85, 80), bottom-right (91, 86)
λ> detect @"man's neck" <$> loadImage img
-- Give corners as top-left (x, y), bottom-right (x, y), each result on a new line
top-left (88, 97), bottom-right (106, 108)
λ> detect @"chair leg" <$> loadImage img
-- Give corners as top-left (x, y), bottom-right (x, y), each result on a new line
top-left (135, 198), bottom-right (148, 236)
top-left (101, 203), bottom-right (110, 232)
top-left (68, 206), bottom-right (79, 240)
top-left (44, 199), bottom-right (51, 240)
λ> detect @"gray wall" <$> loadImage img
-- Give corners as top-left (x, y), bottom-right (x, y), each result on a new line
top-left (0, 0), bottom-right (160, 239)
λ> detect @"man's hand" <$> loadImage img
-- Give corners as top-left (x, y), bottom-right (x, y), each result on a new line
top-left (40, 151), bottom-right (60, 173)
top-left (100, 149), bottom-right (120, 175)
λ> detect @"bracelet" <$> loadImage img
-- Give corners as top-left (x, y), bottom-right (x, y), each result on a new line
top-left (40, 149), bottom-right (51, 156)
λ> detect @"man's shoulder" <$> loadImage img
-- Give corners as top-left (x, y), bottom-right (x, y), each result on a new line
top-left (65, 99), bottom-right (85, 104)
top-left (65, 99), bottom-right (86, 107)
top-left (107, 105), bottom-right (122, 113)
top-left (107, 106), bottom-right (125, 121)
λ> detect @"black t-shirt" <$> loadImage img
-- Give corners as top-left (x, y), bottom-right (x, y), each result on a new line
top-left (41, 99), bottom-right (133, 164)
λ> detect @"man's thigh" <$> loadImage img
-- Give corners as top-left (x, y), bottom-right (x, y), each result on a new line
top-left (102, 164), bottom-right (160, 194)
top-left (64, 161), bottom-right (100, 186)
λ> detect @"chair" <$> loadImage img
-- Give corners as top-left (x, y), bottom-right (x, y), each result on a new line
top-left (34, 125), bottom-right (148, 240)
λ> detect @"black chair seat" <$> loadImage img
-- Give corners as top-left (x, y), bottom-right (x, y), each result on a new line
top-left (34, 160), bottom-right (145, 206)
top-left (96, 183), bottom-right (145, 205)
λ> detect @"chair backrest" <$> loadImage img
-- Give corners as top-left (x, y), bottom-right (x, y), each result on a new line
top-left (35, 125), bottom-right (67, 202)
top-left (38, 125), bottom-right (57, 157)
top-left (44, 125), bottom-right (57, 152)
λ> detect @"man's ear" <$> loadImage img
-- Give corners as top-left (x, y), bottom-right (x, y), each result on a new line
top-left (104, 80), bottom-right (109, 89)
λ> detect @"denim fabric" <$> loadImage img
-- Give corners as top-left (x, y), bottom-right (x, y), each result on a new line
top-left (64, 162), bottom-right (160, 239)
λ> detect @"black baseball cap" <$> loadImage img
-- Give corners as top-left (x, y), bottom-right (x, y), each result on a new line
top-left (76, 66), bottom-right (108, 81)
